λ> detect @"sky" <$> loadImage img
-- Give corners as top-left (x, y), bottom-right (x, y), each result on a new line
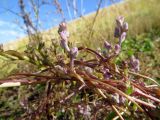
top-left (0, 0), bottom-right (122, 44)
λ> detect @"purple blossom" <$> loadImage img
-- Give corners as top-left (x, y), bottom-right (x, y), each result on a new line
top-left (114, 26), bottom-right (121, 38)
top-left (58, 22), bottom-right (67, 33)
top-left (114, 16), bottom-right (128, 44)
top-left (60, 39), bottom-right (70, 52)
top-left (70, 47), bottom-right (78, 58)
top-left (122, 22), bottom-right (129, 32)
top-left (104, 41), bottom-right (112, 50)
top-left (130, 56), bottom-right (140, 72)
top-left (114, 44), bottom-right (121, 55)
top-left (58, 22), bottom-right (70, 52)
top-left (59, 31), bottom-right (69, 41)
top-left (104, 72), bottom-right (112, 80)
top-left (119, 32), bottom-right (127, 45)
top-left (103, 69), bottom-right (112, 80)
top-left (116, 16), bottom-right (124, 27)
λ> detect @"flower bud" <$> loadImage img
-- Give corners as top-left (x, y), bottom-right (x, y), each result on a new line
top-left (60, 39), bottom-right (70, 52)
top-left (114, 44), bottom-right (121, 55)
top-left (70, 47), bottom-right (78, 58)
top-left (130, 55), bottom-right (140, 72)
top-left (58, 22), bottom-right (67, 34)
top-left (116, 16), bottom-right (124, 27)
top-left (59, 31), bottom-right (69, 41)
top-left (119, 32), bottom-right (127, 45)
top-left (104, 69), bottom-right (112, 80)
top-left (114, 27), bottom-right (121, 38)
top-left (104, 41), bottom-right (112, 50)
top-left (122, 22), bottom-right (128, 32)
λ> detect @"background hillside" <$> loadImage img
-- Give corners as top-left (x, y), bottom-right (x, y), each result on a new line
top-left (4, 0), bottom-right (160, 50)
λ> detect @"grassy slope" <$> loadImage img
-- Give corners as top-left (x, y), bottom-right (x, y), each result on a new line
top-left (4, 0), bottom-right (160, 50)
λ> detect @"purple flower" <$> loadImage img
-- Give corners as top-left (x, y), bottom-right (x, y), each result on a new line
top-left (114, 44), bottom-right (121, 55)
top-left (59, 31), bottom-right (69, 41)
top-left (103, 69), bottom-right (112, 80)
top-left (114, 16), bottom-right (128, 44)
top-left (116, 16), bottom-right (124, 27)
top-left (114, 27), bottom-right (121, 38)
top-left (70, 47), bottom-right (78, 58)
top-left (122, 22), bottom-right (128, 32)
top-left (130, 55), bottom-right (140, 72)
top-left (104, 41), bottom-right (112, 50)
top-left (60, 39), bottom-right (70, 52)
top-left (58, 22), bottom-right (67, 33)
top-left (58, 22), bottom-right (70, 52)
top-left (119, 32), bottom-right (127, 45)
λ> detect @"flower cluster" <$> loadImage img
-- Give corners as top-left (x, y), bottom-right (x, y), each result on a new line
top-left (58, 22), bottom-right (70, 52)
top-left (114, 16), bottom-right (128, 45)
top-left (102, 16), bottom-right (140, 80)
top-left (58, 22), bottom-right (78, 59)
top-left (104, 16), bottom-right (128, 56)
top-left (130, 55), bottom-right (140, 72)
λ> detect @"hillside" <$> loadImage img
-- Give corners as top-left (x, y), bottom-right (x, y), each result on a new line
top-left (4, 0), bottom-right (160, 50)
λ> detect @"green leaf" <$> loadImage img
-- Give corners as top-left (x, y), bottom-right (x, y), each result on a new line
top-left (106, 112), bottom-right (116, 120)
top-left (140, 39), bottom-right (154, 52)
top-left (126, 86), bottom-right (133, 95)
top-left (4, 50), bottom-right (25, 60)
top-left (133, 103), bottom-right (138, 111)
top-left (127, 50), bottom-right (134, 57)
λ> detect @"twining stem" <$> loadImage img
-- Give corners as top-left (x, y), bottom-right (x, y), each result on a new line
top-left (112, 105), bottom-right (124, 120)
top-left (131, 97), bottom-right (156, 108)
top-left (60, 84), bottom-right (85, 103)
top-left (96, 88), bottom-right (124, 120)
top-left (77, 70), bottom-right (144, 111)
top-left (91, 79), bottom-right (144, 112)
top-left (128, 71), bottom-right (159, 86)
top-left (113, 102), bottom-right (131, 120)
top-left (135, 88), bottom-right (160, 103)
